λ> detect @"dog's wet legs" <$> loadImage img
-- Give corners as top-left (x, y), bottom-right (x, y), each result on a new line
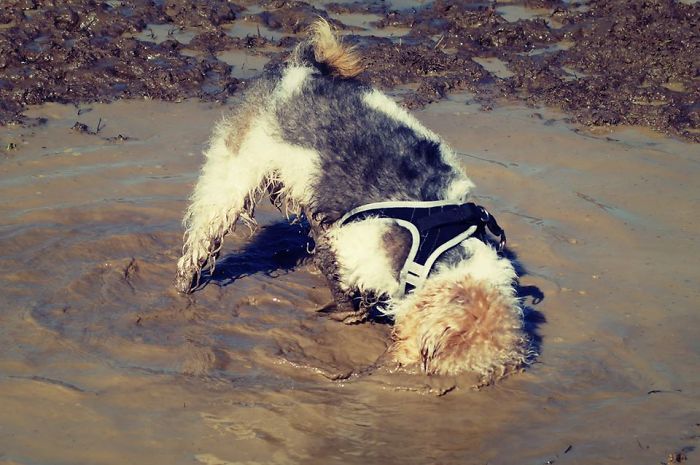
top-left (305, 212), bottom-right (369, 323)
top-left (176, 140), bottom-right (271, 293)
top-left (312, 238), bottom-right (366, 322)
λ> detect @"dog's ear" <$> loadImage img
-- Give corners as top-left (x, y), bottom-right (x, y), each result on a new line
top-left (391, 276), bottom-right (530, 381)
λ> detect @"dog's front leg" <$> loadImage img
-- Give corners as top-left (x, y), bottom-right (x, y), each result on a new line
top-left (313, 238), bottom-right (357, 314)
top-left (305, 212), bottom-right (367, 323)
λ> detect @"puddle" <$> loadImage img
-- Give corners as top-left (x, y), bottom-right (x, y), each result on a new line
top-left (496, 5), bottom-right (565, 29)
top-left (561, 66), bottom-right (589, 80)
top-left (366, 24), bottom-right (413, 39)
top-left (662, 81), bottom-right (687, 93)
top-left (330, 12), bottom-right (383, 30)
top-left (561, 0), bottom-right (591, 12)
top-left (389, 0), bottom-right (434, 10)
top-left (2, 97), bottom-right (699, 465)
top-left (472, 57), bottom-right (514, 79)
top-left (520, 40), bottom-right (574, 56)
top-left (496, 5), bottom-right (551, 22)
top-left (330, 12), bottom-right (412, 39)
top-left (224, 19), bottom-right (288, 42)
top-left (215, 50), bottom-right (270, 79)
top-left (241, 4), bottom-right (265, 16)
top-left (134, 23), bottom-right (197, 45)
top-left (1, 92), bottom-right (699, 465)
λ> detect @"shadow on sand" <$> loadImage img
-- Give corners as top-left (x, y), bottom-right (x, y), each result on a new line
top-left (504, 248), bottom-right (546, 359)
top-left (202, 220), bottom-right (312, 288)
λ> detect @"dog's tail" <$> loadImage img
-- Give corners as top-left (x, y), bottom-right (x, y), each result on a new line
top-left (291, 18), bottom-right (363, 79)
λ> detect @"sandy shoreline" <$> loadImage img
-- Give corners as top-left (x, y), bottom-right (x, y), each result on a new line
top-left (0, 95), bottom-right (698, 464)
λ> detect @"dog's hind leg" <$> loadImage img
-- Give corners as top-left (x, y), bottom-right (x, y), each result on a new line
top-left (176, 116), bottom-right (275, 293)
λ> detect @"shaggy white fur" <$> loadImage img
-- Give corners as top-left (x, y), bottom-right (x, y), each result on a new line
top-left (275, 66), bottom-right (312, 101)
top-left (177, 77), bottom-right (320, 287)
top-left (329, 218), bottom-right (402, 297)
top-left (362, 89), bottom-right (440, 143)
top-left (389, 243), bottom-right (528, 381)
top-left (444, 177), bottom-right (476, 202)
top-left (361, 89), bottom-right (465, 168)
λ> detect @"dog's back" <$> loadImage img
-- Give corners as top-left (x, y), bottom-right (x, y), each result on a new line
top-left (177, 18), bottom-right (475, 291)
top-left (262, 19), bottom-right (474, 224)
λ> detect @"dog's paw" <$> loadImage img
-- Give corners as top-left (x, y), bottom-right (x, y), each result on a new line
top-left (334, 309), bottom-right (368, 325)
top-left (317, 303), bottom-right (368, 324)
top-left (175, 267), bottom-right (198, 294)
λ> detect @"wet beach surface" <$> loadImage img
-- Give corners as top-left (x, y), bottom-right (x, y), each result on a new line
top-left (1, 1), bottom-right (700, 464)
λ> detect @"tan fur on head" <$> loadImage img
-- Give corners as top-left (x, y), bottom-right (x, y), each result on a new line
top-left (309, 18), bottom-right (363, 78)
top-left (391, 275), bottom-right (530, 383)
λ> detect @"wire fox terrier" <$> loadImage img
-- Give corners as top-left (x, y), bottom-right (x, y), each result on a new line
top-left (176, 20), bottom-right (531, 383)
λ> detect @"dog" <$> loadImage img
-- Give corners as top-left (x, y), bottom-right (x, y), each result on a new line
top-left (175, 19), bottom-right (531, 383)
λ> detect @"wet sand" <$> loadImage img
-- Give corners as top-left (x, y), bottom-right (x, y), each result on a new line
top-left (1, 95), bottom-right (698, 464)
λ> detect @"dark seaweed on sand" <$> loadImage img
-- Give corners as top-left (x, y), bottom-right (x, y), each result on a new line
top-left (0, 0), bottom-right (697, 141)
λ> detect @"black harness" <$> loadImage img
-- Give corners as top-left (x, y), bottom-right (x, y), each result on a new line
top-left (339, 200), bottom-right (506, 295)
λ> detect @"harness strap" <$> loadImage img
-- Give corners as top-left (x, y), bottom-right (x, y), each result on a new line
top-left (412, 203), bottom-right (506, 252)
top-left (338, 200), bottom-right (507, 295)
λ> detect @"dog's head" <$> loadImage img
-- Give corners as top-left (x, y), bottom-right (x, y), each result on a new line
top-left (390, 239), bottom-right (531, 383)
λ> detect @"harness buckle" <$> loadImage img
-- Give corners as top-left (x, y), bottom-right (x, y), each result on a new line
top-left (497, 233), bottom-right (507, 253)
top-left (479, 206), bottom-right (506, 253)
top-left (478, 206), bottom-right (490, 223)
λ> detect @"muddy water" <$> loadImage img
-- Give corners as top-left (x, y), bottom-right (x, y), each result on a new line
top-left (1, 95), bottom-right (699, 464)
